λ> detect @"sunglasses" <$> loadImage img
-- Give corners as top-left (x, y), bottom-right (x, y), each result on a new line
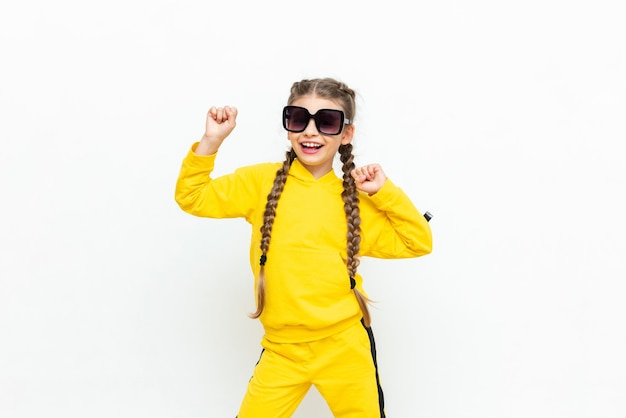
top-left (282, 106), bottom-right (350, 136)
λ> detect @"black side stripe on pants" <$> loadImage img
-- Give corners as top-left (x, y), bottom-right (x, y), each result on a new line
top-left (236, 349), bottom-right (266, 417)
top-left (361, 318), bottom-right (386, 418)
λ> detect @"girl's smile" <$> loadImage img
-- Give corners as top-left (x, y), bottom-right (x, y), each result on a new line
top-left (300, 141), bottom-right (323, 153)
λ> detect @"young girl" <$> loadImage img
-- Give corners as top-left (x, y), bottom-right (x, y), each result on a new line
top-left (175, 78), bottom-right (432, 417)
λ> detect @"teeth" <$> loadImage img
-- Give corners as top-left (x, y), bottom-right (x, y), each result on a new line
top-left (302, 142), bottom-right (322, 148)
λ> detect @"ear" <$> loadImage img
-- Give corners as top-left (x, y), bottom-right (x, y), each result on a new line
top-left (340, 124), bottom-right (355, 145)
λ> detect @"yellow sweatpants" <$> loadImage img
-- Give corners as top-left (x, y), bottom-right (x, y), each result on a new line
top-left (237, 320), bottom-right (385, 417)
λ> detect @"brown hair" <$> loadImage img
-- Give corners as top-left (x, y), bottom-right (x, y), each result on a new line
top-left (250, 78), bottom-right (372, 327)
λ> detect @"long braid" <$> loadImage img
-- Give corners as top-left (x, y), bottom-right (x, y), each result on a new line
top-left (249, 148), bottom-right (296, 318)
top-left (339, 143), bottom-right (372, 327)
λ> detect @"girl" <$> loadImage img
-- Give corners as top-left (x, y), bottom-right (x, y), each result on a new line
top-left (175, 78), bottom-right (432, 417)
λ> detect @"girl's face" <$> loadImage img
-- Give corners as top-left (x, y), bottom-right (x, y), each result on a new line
top-left (287, 95), bottom-right (354, 179)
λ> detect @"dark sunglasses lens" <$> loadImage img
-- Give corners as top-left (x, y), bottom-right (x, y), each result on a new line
top-left (316, 110), bottom-right (343, 135)
top-left (284, 107), bottom-right (309, 132)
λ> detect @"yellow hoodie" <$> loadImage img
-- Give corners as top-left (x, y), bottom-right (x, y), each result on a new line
top-left (175, 144), bottom-right (432, 343)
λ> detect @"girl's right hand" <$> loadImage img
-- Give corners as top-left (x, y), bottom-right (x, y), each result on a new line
top-left (196, 106), bottom-right (238, 155)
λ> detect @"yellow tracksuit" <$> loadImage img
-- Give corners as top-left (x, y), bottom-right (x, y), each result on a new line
top-left (175, 144), bottom-right (432, 417)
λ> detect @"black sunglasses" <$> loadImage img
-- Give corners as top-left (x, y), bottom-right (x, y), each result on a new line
top-left (282, 106), bottom-right (350, 136)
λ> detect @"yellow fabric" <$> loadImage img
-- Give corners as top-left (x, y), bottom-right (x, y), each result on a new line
top-left (237, 321), bottom-right (383, 417)
top-left (175, 143), bottom-right (432, 343)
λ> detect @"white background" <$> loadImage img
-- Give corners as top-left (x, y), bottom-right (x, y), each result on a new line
top-left (1, 1), bottom-right (625, 417)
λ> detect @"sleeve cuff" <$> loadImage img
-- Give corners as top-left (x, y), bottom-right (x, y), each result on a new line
top-left (184, 142), bottom-right (218, 169)
top-left (366, 179), bottom-right (401, 208)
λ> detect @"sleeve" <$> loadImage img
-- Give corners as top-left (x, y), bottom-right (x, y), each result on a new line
top-left (174, 143), bottom-right (274, 222)
top-left (359, 178), bottom-right (433, 259)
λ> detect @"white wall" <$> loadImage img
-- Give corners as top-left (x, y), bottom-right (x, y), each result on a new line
top-left (1, 1), bottom-right (624, 417)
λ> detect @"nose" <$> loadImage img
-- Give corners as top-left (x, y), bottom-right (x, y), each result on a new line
top-left (303, 118), bottom-right (319, 135)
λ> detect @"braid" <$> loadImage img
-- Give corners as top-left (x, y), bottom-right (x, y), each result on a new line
top-left (339, 143), bottom-right (372, 327)
top-left (339, 143), bottom-right (361, 275)
top-left (250, 148), bottom-right (296, 318)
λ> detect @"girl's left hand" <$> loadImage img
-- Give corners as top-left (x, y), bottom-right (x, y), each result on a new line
top-left (351, 164), bottom-right (387, 195)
